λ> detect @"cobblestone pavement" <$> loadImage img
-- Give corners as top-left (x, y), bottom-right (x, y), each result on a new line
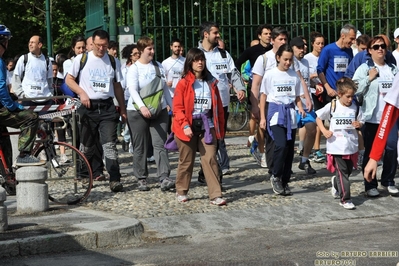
top-left (82, 135), bottom-right (384, 219)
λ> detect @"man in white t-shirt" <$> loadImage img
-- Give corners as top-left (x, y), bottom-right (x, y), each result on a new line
top-left (198, 21), bottom-right (246, 178)
top-left (393, 28), bottom-right (399, 67)
top-left (12, 35), bottom-right (53, 103)
top-left (162, 38), bottom-right (185, 99)
top-left (66, 30), bottom-right (126, 193)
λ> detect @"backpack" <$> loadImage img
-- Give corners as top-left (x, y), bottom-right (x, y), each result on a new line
top-left (133, 60), bottom-right (164, 119)
top-left (60, 52), bottom-right (117, 97)
top-left (20, 53), bottom-right (50, 81)
top-left (219, 48), bottom-right (246, 94)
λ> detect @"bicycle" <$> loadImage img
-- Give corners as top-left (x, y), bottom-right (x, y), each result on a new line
top-left (0, 98), bottom-right (93, 205)
top-left (226, 95), bottom-right (249, 131)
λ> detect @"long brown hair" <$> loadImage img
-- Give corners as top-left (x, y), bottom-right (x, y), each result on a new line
top-left (181, 48), bottom-right (209, 80)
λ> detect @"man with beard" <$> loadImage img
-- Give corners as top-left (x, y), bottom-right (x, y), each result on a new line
top-left (198, 21), bottom-right (246, 181)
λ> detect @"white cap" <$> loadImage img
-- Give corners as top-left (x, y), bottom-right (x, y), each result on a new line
top-left (356, 30), bottom-right (362, 39)
top-left (394, 28), bottom-right (399, 39)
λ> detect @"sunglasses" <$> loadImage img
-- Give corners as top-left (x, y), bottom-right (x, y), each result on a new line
top-left (371, 44), bottom-right (387, 50)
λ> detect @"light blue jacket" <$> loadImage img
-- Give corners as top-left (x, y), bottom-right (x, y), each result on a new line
top-left (352, 60), bottom-right (398, 121)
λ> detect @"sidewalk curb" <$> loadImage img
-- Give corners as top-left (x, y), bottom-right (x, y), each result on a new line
top-left (0, 209), bottom-right (143, 258)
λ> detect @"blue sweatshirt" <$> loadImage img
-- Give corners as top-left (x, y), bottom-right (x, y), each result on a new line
top-left (0, 58), bottom-right (23, 111)
top-left (317, 42), bottom-right (353, 90)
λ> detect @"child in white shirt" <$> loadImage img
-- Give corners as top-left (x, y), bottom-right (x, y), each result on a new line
top-left (316, 77), bottom-right (364, 210)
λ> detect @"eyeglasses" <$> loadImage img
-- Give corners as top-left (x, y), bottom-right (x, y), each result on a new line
top-left (93, 42), bottom-right (108, 49)
top-left (371, 44), bottom-right (387, 50)
top-left (131, 52), bottom-right (140, 56)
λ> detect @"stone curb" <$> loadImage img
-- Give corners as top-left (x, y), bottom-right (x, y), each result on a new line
top-left (0, 210), bottom-right (143, 258)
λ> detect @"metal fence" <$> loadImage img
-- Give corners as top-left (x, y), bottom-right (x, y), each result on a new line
top-left (120, 0), bottom-right (399, 61)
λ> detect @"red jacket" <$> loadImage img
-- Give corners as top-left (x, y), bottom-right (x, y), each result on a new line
top-left (172, 71), bottom-right (225, 142)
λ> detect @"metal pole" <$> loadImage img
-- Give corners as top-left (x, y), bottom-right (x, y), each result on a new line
top-left (133, 0), bottom-right (142, 41)
top-left (45, 0), bottom-right (53, 56)
top-left (108, 0), bottom-right (117, 41)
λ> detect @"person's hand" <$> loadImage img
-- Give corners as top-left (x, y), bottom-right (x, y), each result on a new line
top-left (259, 118), bottom-right (266, 130)
top-left (167, 81), bottom-right (173, 87)
top-left (315, 84), bottom-right (324, 94)
top-left (368, 67), bottom-right (379, 81)
top-left (352, 121), bottom-right (362, 129)
top-left (322, 130), bottom-right (333, 139)
top-left (79, 91), bottom-right (91, 108)
top-left (305, 100), bottom-right (313, 112)
top-left (364, 158), bottom-right (378, 182)
top-left (184, 126), bottom-right (193, 138)
top-left (139, 106), bottom-right (152, 118)
top-left (298, 108), bottom-right (306, 118)
top-left (326, 85), bottom-right (337, 97)
top-left (119, 109), bottom-right (127, 123)
top-left (237, 90), bottom-right (246, 102)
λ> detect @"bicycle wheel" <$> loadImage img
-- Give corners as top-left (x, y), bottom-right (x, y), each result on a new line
top-left (34, 141), bottom-right (93, 205)
top-left (227, 101), bottom-right (249, 131)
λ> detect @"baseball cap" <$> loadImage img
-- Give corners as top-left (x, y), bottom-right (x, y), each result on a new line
top-left (394, 28), bottom-right (399, 39)
top-left (290, 37), bottom-right (305, 48)
top-left (356, 30), bottom-right (362, 39)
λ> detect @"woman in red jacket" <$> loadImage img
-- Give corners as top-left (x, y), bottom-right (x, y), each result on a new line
top-left (172, 48), bottom-right (226, 205)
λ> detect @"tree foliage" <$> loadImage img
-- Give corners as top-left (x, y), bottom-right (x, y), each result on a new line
top-left (0, 0), bottom-right (85, 58)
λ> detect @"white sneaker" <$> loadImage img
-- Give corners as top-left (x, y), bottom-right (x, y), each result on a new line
top-left (366, 188), bottom-right (380, 197)
top-left (260, 153), bottom-right (267, 168)
top-left (340, 200), bottom-right (356, 210)
top-left (176, 194), bottom-right (189, 202)
top-left (129, 143), bottom-right (133, 154)
top-left (59, 154), bottom-right (69, 164)
top-left (383, 185), bottom-right (399, 194)
top-left (331, 176), bottom-right (339, 199)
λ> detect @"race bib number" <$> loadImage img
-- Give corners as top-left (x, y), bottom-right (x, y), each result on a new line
top-left (378, 80), bottom-right (392, 95)
top-left (273, 79), bottom-right (295, 97)
top-left (171, 67), bottom-right (182, 79)
top-left (211, 59), bottom-right (229, 75)
top-left (331, 112), bottom-right (355, 130)
top-left (333, 57), bottom-right (349, 72)
top-left (91, 78), bottom-right (110, 93)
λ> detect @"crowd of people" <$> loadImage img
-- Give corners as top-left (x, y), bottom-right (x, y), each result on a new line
top-left (1, 21), bottom-right (399, 209)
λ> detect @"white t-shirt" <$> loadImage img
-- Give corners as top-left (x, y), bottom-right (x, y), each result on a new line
top-left (68, 51), bottom-right (122, 100)
top-left (393, 50), bottom-right (399, 67)
top-left (292, 57), bottom-right (312, 107)
top-left (384, 69), bottom-right (399, 108)
top-left (126, 60), bottom-right (171, 111)
top-left (368, 64), bottom-right (394, 123)
top-left (6, 70), bottom-right (12, 86)
top-left (63, 58), bottom-right (74, 77)
top-left (261, 67), bottom-right (302, 129)
top-left (304, 52), bottom-right (321, 89)
top-left (199, 45), bottom-right (235, 107)
top-left (121, 62), bottom-right (131, 99)
top-left (162, 56), bottom-right (185, 98)
top-left (14, 53), bottom-right (53, 98)
top-left (252, 50), bottom-right (276, 77)
top-left (316, 100), bottom-right (363, 155)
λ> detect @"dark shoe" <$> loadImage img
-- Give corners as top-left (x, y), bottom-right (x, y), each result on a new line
top-left (110, 181), bottom-right (123, 192)
top-left (283, 184), bottom-right (293, 196)
top-left (138, 179), bottom-right (150, 191)
top-left (298, 160), bottom-right (317, 174)
top-left (121, 140), bottom-right (128, 152)
top-left (270, 175), bottom-right (284, 195)
top-left (160, 177), bottom-right (175, 191)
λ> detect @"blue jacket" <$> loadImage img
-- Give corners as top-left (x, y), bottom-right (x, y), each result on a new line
top-left (345, 50), bottom-right (397, 79)
top-left (0, 58), bottom-right (23, 111)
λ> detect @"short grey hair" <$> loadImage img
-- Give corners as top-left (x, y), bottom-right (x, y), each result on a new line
top-left (341, 24), bottom-right (356, 35)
